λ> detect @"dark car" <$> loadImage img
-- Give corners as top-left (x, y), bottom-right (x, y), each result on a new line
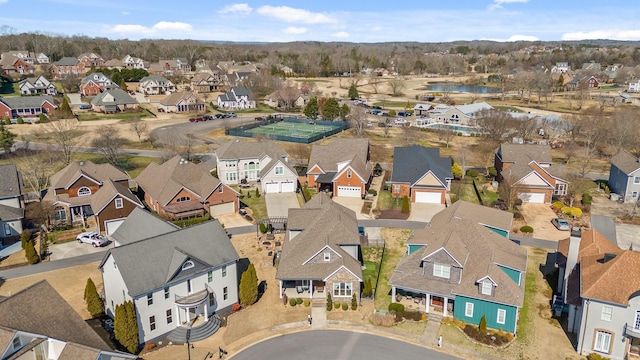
top-left (227, 112), bottom-right (237, 118)
top-left (255, 116), bottom-right (265, 121)
top-left (397, 111), bottom-right (412, 116)
top-left (215, 114), bottom-right (225, 119)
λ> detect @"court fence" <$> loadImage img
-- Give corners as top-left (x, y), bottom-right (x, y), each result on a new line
top-left (225, 117), bottom-right (349, 144)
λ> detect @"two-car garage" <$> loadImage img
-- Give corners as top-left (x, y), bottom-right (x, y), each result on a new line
top-left (336, 186), bottom-right (361, 198)
top-left (263, 181), bottom-right (297, 194)
top-left (517, 192), bottom-right (546, 204)
top-left (414, 191), bottom-right (443, 204)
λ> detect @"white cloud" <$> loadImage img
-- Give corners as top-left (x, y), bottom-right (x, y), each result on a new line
top-left (562, 29), bottom-right (640, 41)
top-left (106, 21), bottom-right (193, 36)
top-left (257, 6), bottom-right (337, 24)
top-left (332, 31), bottom-right (349, 38)
top-left (489, 0), bottom-right (528, 10)
top-left (218, 3), bottom-right (252, 15)
top-left (371, 26), bottom-right (382, 32)
top-left (283, 27), bottom-right (307, 35)
top-left (482, 34), bottom-right (539, 42)
top-left (122, 11), bottom-right (129, 16)
top-left (0, 0), bottom-right (8, 4)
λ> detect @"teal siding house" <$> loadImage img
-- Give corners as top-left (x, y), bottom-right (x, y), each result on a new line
top-left (390, 201), bottom-right (526, 334)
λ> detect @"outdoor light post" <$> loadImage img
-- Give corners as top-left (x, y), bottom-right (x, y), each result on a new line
top-left (186, 322), bottom-right (192, 360)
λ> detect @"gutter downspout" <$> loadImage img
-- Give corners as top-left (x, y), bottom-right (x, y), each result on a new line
top-left (579, 299), bottom-right (590, 355)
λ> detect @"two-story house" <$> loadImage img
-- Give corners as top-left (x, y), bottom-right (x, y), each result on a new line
top-left (18, 75), bottom-right (57, 96)
top-left (0, 56), bottom-right (31, 75)
top-left (0, 164), bottom-right (24, 247)
top-left (494, 143), bottom-right (569, 203)
top-left (0, 95), bottom-right (56, 121)
top-left (551, 62), bottom-right (571, 73)
top-left (77, 52), bottom-right (105, 68)
top-left (276, 193), bottom-right (363, 303)
top-left (390, 203), bottom-right (527, 334)
top-left (388, 145), bottom-right (452, 204)
top-left (217, 86), bottom-right (256, 110)
top-left (50, 57), bottom-right (86, 80)
top-left (122, 55), bottom-right (147, 69)
top-left (100, 208), bottom-right (239, 344)
top-left (307, 138), bottom-right (372, 198)
top-left (43, 160), bottom-right (143, 235)
top-left (79, 72), bottom-right (118, 96)
top-left (135, 155), bottom-right (238, 220)
top-left (138, 75), bottom-right (176, 95)
top-left (190, 72), bottom-right (224, 93)
top-left (608, 150), bottom-right (640, 203)
top-left (419, 102), bottom-right (493, 126)
top-left (216, 140), bottom-right (298, 193)
top-left (159, 91), bottom-right (205, 113)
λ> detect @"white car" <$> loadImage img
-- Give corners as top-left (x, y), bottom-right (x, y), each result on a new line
top-left (76, 232), bottom-right (107, 247)
top-left (394, 118), bottom-right (407, 125)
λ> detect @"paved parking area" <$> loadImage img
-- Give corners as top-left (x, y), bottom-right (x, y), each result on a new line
top-left (520, 203), bottom-right (569, 241)
top-left (265, 193), bottom-right (300, 218)
top-left (408, 203), bottom-right (445, 222)
top-left (48, 239), bottom-right (112, 261)
top-left (332, 196), bottom-right (369, 219)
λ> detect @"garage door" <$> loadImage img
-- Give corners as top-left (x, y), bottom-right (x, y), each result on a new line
top-left (337, 186), bottom-right (361, 198)
top-left (280, 181), bottom-right (296, 192)
top-left (518, 192), bottom-right (545, 203)
top-left (210, 202), bottom-right (235, 216)
top-left (105, 219), bottom-right (125, 235)
top-left (263, 182), bottom-right (279, 193)
top-left (414, 191), bottom-right (442, 203)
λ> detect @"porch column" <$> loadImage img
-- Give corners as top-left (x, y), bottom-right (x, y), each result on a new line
top-left (391, 287), bottom-right (396, 303)
top-left (442, 297), bottom-right (448, 317)
top-left (204, 303), bottom-right (208, 322)
top-left (425, 294), bottom-right (430, 313)
top-left (309, 281), bottom-right (313, 299)
top-left (185, 308), bottom-right (189, 324)
top-left (279, 280), bottom-right (283, 299)
top-left (175, 305), bottom-right (180, 327)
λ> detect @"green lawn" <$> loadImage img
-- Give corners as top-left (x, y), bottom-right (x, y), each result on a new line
top-left (473, 178), bottom-right (499, 206)
top-left (374, 229), bottom-right (412, 310)
top-left (372, 101), bottom-right (413, 108)
top-left (376, 190), bottom-right (403, 210)
top-left (234, 186), bottom-right (267, 221)
top-left (450, 179), bottom-right (480, 204)
top-left (362, 246), bottom-right (383, 292)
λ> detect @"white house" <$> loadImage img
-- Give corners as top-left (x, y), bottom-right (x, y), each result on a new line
top-left (551, 62), bottom-right (571, 73)
top-left (100, 208), bottom-right (240, 344)
top-left (0, 164), bottom-right (24, 248)
top-left (628, 80), bottom-right (640, 93)
top-left (215, 139), bottom-right (298, 193)
top-left (18, 75), bottom-right (57, 96)
top-left (217, 86), bottom-right (256, 110)
top-left (419, 102), bottom-right (493, 126)
top-left (138, 75), bottom-right (176, 95)
top-left (122, 54), bottom-right (146, 69)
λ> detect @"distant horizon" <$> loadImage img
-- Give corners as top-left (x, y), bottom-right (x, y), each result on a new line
top-left (1, 1), bottom-right (639, 43)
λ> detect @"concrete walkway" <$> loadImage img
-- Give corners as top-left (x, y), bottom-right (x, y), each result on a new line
top-left (422, 313), bottom-right (442, 347)
top-left (311, 305), bottom-right (327, 329)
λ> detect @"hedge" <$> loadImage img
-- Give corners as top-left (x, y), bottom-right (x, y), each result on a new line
top-left (520, 225), bottom-right (533, 234)
top-left (388, 303), bottom-right (405, 313)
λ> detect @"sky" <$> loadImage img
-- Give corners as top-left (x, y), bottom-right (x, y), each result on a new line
top-left (1, 0), bottom-right (640, 43)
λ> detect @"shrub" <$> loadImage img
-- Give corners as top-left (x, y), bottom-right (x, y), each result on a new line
top-left (20, 230), bottom-right (30, 249)
top-left (255, 188), bottom-right (260, 198)
top-left (514, 198), bottom-right (523, 206)
top-left (586, 353), bottom-right (610, 360)
top-left (303, 185), bottom-right (312, 200)
top-left (303, 299), bottom-right (310, 307)
top-left (383, 184), bottom-right (389, 191)
top-left (362, 277), bottom-right (373, 298)
top-left (581, 193), bottom-right (592, 205)
top-left (84, 278), bottom-right (104, 318)
top-left (16, 117), bottom-right (23, 124)
top-left (24, 239), bottom-right (39, 264)
top-left (259, 223), bottom-right (268, 233)
top-left (351, 293), bottom-right (357, 310)
top-left (370, 312), bottom-right (395, 326)
top-left (388, 110), bottom-right (396, 116)
top-left (487, 166), bottom-right (497, 178)
top-left (520, 225), bottom-right (533, 234)
top-left (571, 207), bottom-right (583, 218)
top-left (38, 114), bottom-right (48, 123)
top-left (479, 314), bottom-right (487, 334)
top-left (247, 191), bottom-right (251, 198)
top-left (368, 189), bottom-right (377, 196)
top-left (232, 303), bottom-right (241, 312)
top-left (144, 342), bottom-right (156, 351)
top-left (114, 301), bottom-right (139, 353)
top-left (296, 297), bottom-right (303, 305)
top-left (552, 201), bottom-right (564, 211)
top-left (399, 310), bottom-right (423, 321)
top-left (342, 302), bottom-right (349, 310)
top-left (289, 298), bottom-right (297, 306)
top-left (334, 301), bottom-right (341, 310)
top-left (388, 303), bottom-right (405, 313)
top-left (466, 169), bottom-right (479, 178)
top-left (326, 293), bottom-right (332, 311)
top-left (239, 263), bottom-right (258, 306)
top-left (401, 196), bottom-right (411, 213)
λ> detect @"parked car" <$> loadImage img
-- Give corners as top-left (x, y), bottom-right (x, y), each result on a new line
top-left (551, 218), bottom-right (571, 231)
top-left (397, 111), bottom-right (412, 116)
top-left (79, 104), bottom-right (91, 110)
top-left (370, 110), bottom-right (382, 115)
top-left (226, 112), bottom-right (237, 118)
top-left (76, 232), bottom-right (107, 247)
top-left (255, 116), bottom-right (265, 121)
top-left (394, 118), bottom-right (407, 125)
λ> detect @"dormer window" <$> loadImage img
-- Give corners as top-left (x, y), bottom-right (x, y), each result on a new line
top-left (182, 260), bottom-right (194, 270)
top-left (12, 337), bottom-right (21, 350)
top-left (324, 252), bottom-right (331, 261)
top-left (481, 280), bottom-right (493, 295)
top-left (78, 186), bottom-right (91, 196)
top-left (433, 263), bottom-right (450, 279)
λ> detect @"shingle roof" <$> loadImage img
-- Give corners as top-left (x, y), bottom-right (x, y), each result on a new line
top-left (429, 200), bottom-right (513, 233)
top-left (0, 204), bottom-right (24, 221)
top-left (307, 138), bottom-right (371, 181)
top-left (456, 102), bottom-right (493, 115)
top-left (90, 179), bottom-right (142, 215)
top-left (0, 95), bottom-right (55, 110)
top-left (52, 57), bottom-right (79, 66)
top-left (103, 59), bottom-right (124, 67)
top-left (160, 91), bottom-right (203, 106)
top-left (49, 160), bottom-right (129, 189)
top-left (135, 155), bottom-right (222, 206)
top-left (389, 145), bottom-right (452, 185)
top-left (111, 207), bottom-right (179, 246)
top-left (91, 88), bottom-right (137, 106)
top-left (0, 164), bottom-right (22, 199)
top-left (580, 250), bottom-right (640, 305)
top-left (0, 281), bottom-right (112, 350)
top-left (610, 150), bottom-right (640, 175)
top-left (57, 343), bottom-right (101, 360)
top-left (497, 143), bottom-right (552, 164)
top-left (80, 72), bottom-right (114, 85)
top-left (231, 86), bottom-right (250, 97)
top-left (140, 75), bottom-right (172, 84)
top-left (276, 193), bottom-right (363, 281)
top-left (556, 228), bottom-right (619, 268)
top-left (217, 139), bottom-right (287, 161)
top-left (100, 216), bottom-right (239, 297)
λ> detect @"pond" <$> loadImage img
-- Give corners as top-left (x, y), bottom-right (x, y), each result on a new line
top-left (424, 82), bottom-right (500, 94)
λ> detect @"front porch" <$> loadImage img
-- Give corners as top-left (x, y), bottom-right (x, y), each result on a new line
top-left (167, 284), bottom-right (220, 343)
top-left (280, 280), bottom-right (327, 300)
top-left (391, 287), bottom-right (454, 316)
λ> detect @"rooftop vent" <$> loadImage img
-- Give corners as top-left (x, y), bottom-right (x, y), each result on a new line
top-left (79, 161), bottom-right (85, 166)
top-left (603, 253), bottom-right (617, 263)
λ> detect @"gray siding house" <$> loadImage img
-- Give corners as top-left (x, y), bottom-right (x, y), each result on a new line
top-left (0, 164), bottom-right (24, 247)
top-left (608, 150), bottom-right (640, 203)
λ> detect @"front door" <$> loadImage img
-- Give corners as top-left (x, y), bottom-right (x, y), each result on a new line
top-left (635, 310), bottom-right (640, 331)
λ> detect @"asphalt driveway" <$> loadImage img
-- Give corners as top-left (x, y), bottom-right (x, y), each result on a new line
top-left (519, 203), bottom-right (569, 241)
top-left (265, 193), bottom-right (300, 218)
top-left (408, 203), bottom-right (445, 222)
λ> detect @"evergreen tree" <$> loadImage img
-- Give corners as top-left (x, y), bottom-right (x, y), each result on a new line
top-left (115, 301), bottom-right (139, 353)
top-left (348, 83), bottom-right (359, 99)
top-left (0, 124), bottom-right (16, 154)
top-left (119, 79), bottom-right (128, 92)
top-left (479, 314), bottom-right (487, 334)
top-left (322, 98), bottom-right (340, 120)
top-left (326, 293), bottom-right (333, 311)
top-left (401, 196), bottom-right (411, 214)
top-left (84, 278), bottom-right (104, 318)
top-left (58, 96), bottom-right (73, 119)
top-left (239, 263), bottom-right (258, 306)
top-left (339, 103), bottom-right (350, 120)
top-left (254, 187), bottom-right (260, 198)
top-left (303, 97), bottom-right (319, 119)
top-left (21, 230), bottom-right (30, 249)
top-left (24, 239), bottom-right (39, 264)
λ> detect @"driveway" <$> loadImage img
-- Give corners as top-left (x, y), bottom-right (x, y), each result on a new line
top-left (408, 203), bottom-right (445, 222)
top-left (66, 93), bottom-right (84, 106)
top-left (265, 193), bottom-right (300, 218)
top-left (615, 223), bottom-right (640, 250)
top-left (215, 213), bottom-right (253, 228)
top-left (332, 196), bottom-right (369, 220)
top-left (48, 239), bottom-right (114, 261)
top-left (520, 203), bottom-right (569, 241)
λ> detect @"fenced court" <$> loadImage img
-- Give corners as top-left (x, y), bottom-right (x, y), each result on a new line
top-left (225, 117), bottom-right (348, 144)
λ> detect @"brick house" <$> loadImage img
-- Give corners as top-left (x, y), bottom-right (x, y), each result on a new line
top-left (79, 72), bottom-right (118, 96)
top-left (0, 95), bottom-right (56, 121)
top-left (77, 52), bottom-right (105, 68)
top-left (90, 88), bottom-right (138, 113)
top-left (159, 91), bottom-right (205, 113)
top-left (0, 56), bottom-right (31, 75)
top-left (50, 57), bottom-right (86, 79)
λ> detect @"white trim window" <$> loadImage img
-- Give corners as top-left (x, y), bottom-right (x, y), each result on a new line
top-left (324, 252), bottom-right (331, 261)
top-left (4, 223), bottom-right (11, 236)
top-left (465, 302), bottom-right (474, 317)
top-left (115, 198), bottom-right (123, 209)
top-left (226, 172), bottom-right (237, 182)
top-left (593, 330), bottom-right (612, 353)
top-left (223, 286), bottom-right (228, 300)
top-left (77, 186), bottom-right (91, 196)
top-left (601, 305), bottom-right (613, 321)
top-left (166, 309), bottom-right (172, 324)
top-left (182, 260), bottom-right (194, 271)
top-left (222, 265), bottom-right (227, 277)
top-left (149, 316), bottom-right (156, 331)
top-left (481, 280), bottom-right (492, 295)
top-left (333, 282), bottom-right (352, 297)
top-left (634, 176), bottom-right (640, 184)
top-left (147, 293), bottom-right (153, 305)
top-left (275, 166), bottom-right (284, 175)
top-left (497, 309), bottom-right (506, 324)
top-left (433, 263), bottom-right (451, 279)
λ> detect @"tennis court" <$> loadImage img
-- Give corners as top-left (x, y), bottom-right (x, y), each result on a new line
top-left (224, 117), bottom-right (348, 143)
top-left (246, 121), bottom-right (341, 139)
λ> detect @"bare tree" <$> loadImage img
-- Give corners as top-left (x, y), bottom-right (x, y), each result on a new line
top-left (368, 74), bottom-right (381, 94)
top-left (129, 118), bottom-right (149, 143)
top-left (435, 127), bottom-right (456, 148)
top-left (512, 117), bottom-right (538, 140)
top-left (16, 152), bottom-right (59, 197)
top-left (25, 200), bottom-right (56, 228)
top-left (47, 118), bottom-right (79, 165)
top-left (608, 107), bottom-right (639, 154)
top-left (178, 133), bottom-right (198, 161)
top-left (476, 109), bottom-right (518, 145)
top-left (388, 78), bottom-right (406, 97)
top-left (497, 174), bottom-right (520, 210)
top-left (91, 125), bottom-right (126, 166)
top-left (349, 106), bottom-right (368, 137)
top-left (276, 85), bottom-right (301, 111)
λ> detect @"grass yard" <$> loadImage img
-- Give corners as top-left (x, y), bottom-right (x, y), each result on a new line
top-left (374, 228), bottom-right (412, 310)
top-left (362, 246), bottom-right (384, 292)
top-left (450, 179), bottom-right (480, 204)
top-left (71, 152), bottom-right (158, 178)
top-left (76, 110), bottom-right (151, 121)
top-left (376, 190), bottom-right (403, 210)
top-left (234, 186), bottom-right (267, 221)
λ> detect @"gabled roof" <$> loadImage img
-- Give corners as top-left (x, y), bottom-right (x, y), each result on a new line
top-left (455, 102), bottom-right (493, 115)
top-left (49, 160), bottom-right (129, 189)
top-left (231, 86), bottom-right (250, 97)
top-left (52, 57), bottom-right (80, 66)
top-left (429, 200), bottom-right (513, 233)
top-left (389, 145), bottom-right (452, 185)
top-left (276, 193), bottom-right (363, 281)
top-left (135, 155), bottom-right (223, 206)
top-left (111, 207), bottom-right (179, 246)
top-left (610, 150), bottom-right (640, 175)
top-left (0, 95), bottom-right (55, 110)
top-left (0, 164), bottom-right (22, 199)
top-left (0, 281), bottom-right (111, 350)
top-left (580, 250), bottom-right (640, 305)
top-left (90, 88), bottom-right (137, 106)
top-left (307, 138), bottom-right (371, 180)
top-left (217, 139), bottom-right (288, 161)
top-left (100, 216), bottom-right (239, 297)
top-left (140, 74), bottom-right (172, 84)
top-left (0, 204), bottom-right (24, 221)
top-left (496, 143), bottom-right (552, 164)
top-left (90, 179), bottom-right (143, 215)
top-left (103, 59), bottom-right (124, 67)
top-left (160, 91), bottom-right (203, 106)
top-left (80, 72), bottom-right (115, 85)
top-left (556, 228), bottom-right (619, 268)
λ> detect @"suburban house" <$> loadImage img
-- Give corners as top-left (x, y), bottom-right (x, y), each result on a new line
top-left (135, 155), bottom-right (238, 220)
top-left (276, 193), bottom-right (363, 303)
top-left (567, 75), bottom-right (600, 89)
top-left (217, 86), bottom-right (256, 110)
top-left (215, 140), bottom-right (298, 193)
top-left (79, 72), bottom-right (118, 96)
top-left (50, 57), bottom-right (86, 79)
top-left (103, 58), bottom-right (125, 70)
top-left (0, 164), bottom-right (24, 247)
top-left (190, 72), bottom-right (224, 93)
top-left (421, 102), bottom-right (494, 126)
top-left (608, 150), bottom-right (640, 203)
top-left (0, 281), bottom-right (137, 360)
top-left (0, 51), bottom-right (48, 64)
top-left (100, 209), bottom-right (239, 344)
top-left (557, 228), bottom-right (640, 359)
top-left (43, 160), bottom-right (143, 235)
top-left (388, 145), bottom-right (452, 204)
top-left (138, 75), bottom-right (175, 95)
top-left (263, 89), bottom-right (306, 110)
top-left (0, 95), bottom-right (56, 121)
top-left (122, 54), bottom-right (146, 69)
top-left (629, 80), bottom-right (640, 93)
top-left (77, 52), bottom-right (105, 68)
top-left (90, 88), bottom-right (139, 113)
top-left (494, 143), bottom-right (569, 203)
top-left (307, 138), bottom-right (372, 198)
top-left (150, 58), bottom-right (191, 75)
top-left (551, 62), bottom-right (571, 73)
top-left (18, 75), bottom-right (57, 96)
top-left (159, 91), bottom-right (205, 113)
top-left (582, 62), bottom-right (601, 71)
top-left (0, 56), bottom-right (31, 75)
top-left (390, 203), bottom-right (526, 334)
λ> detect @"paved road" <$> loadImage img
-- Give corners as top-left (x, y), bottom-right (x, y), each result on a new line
top-left (0, 250), bottom-right (107, 279)
top-left (150, 116), bottom-right (251, 145)
top-left (229, 330), bottom-right (461, 360)
top-left (509, 234), bottom-right (558, 250)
